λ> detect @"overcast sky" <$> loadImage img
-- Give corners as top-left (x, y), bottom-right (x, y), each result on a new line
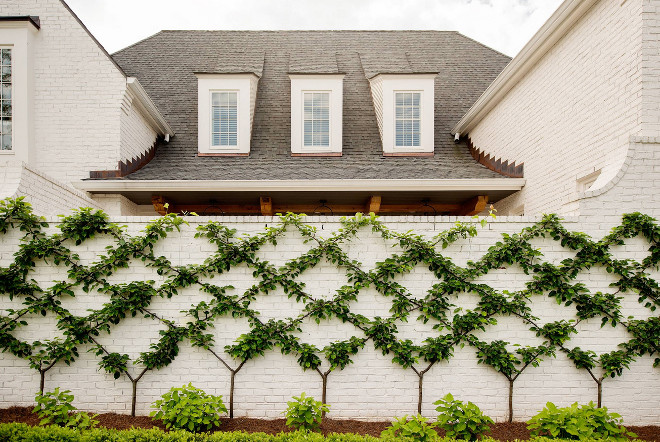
top-left (65, 0), bottom-right (564, 57)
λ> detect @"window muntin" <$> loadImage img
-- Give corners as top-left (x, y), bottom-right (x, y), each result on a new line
top-left (303, 92), bottom-right (330, 147)
top-left (211, 91), bottom-right (238, 147)
top-left (0, 48), bottom-right (11, 151)
top-left (394, 92), bottom-right (420, 147)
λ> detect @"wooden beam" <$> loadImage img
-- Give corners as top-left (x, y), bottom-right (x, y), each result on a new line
top-left (379, 203), bottom-right (460, 214)
top-left (160, 200), bottom-right (492, 216)
top-left (260, 197), bottom-right (273, 216)
top-left (151, 195), bottom-right (172, 216)
top-left (455, 195), bottom-right (488, 216)
top-left (173, 204), bottom-right (261, 214)
top-left (366, 195), bottom-right (382, 214)
top-left (273, 204), bottom-right (365, 215)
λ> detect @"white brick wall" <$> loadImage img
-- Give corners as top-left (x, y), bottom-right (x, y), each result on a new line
top-left (469, 0), bottom-right (645, 216)
top-left (579, 136), bottom-right (660, 223)
top-left (91, 194), bottom-right (139, 216)
top-left (641, 0), bottom-right (660, 136)
top-left (0, 159), bottom-right (101, 214)
top-left (120, 89), bottom-right (158, 164)
top-left (0, 214), bottom-right (658, 424)
top-left (0, 0), bottom-right (158, 183)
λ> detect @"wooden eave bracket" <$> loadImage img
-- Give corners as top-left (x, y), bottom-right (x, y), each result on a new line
top-left (152, 195), bottom-right (172, 216)
top-left (456, 195), bottom-right (488, 216)
top-left (260, 197), bottom-right (273, 216)
top-left (366, 195), bottom-right (382, 214)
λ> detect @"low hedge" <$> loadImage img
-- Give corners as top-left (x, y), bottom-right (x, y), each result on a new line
top-left (0, 423), bottom-right (623, 442)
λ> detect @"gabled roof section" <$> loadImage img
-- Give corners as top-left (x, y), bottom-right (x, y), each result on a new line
top-left (453, 0), bottom-right (598, 135)
top-left (59, 0), bottom-right (126, 77)
top-left (111, 30), bottom-right (512, 181)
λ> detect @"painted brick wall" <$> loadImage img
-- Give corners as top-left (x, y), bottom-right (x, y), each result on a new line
top-left (0, 214), bottom-right (658, 424)
top-left (469, 0), bottom-right (644, 216)
top-left (0, 0), bottom-right (158, 183)
top-left (574, 135), bottom-right (660, 232)
top-left (120, 89), bottom-right (158, 165)
top-left (641, 0), bottom-right (660, 136)
top-left (0, 160), bottom-right (101, 214)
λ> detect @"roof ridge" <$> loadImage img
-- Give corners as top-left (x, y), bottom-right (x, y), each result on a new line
top-left (112, 30), bottom-right (165, 56)
top-left (452, 31), bottom-right (511, 59)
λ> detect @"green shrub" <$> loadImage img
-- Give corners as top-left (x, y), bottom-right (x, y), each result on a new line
top-left (33, 388), bottom-right (98, 430)
top-left (380, 415), bottom-right (438, 441)
top-left (0, 422), bottom-right (643, 441)
top-left (150, 383), bottom-right (227, 432)
top-left (434, 393), bottom-right (493, 441)
top-left (284, 392), bottom-right (330, 432)
top-left (527, 401), bottom-right (637, 440)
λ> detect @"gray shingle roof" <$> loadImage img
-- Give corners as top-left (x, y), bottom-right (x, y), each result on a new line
top-left (111, 31), bottom-right (511, 181)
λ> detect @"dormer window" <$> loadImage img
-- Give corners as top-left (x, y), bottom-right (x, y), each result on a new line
top-left (303, 92), bottom-right (330, 147)
top-left (290, 74), bottom-right (344, 156)
top-left (395, 92), bottom-right (420, 148)
top-left (196, 73), bottom-right (259, 156)
top-left (368, 74), bottom-right (436, 156)
top-left (211, 91), bottom-right (238, 147)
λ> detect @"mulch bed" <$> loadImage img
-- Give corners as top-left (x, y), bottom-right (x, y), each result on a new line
top-left (0, 406), bottom-right (658, 440)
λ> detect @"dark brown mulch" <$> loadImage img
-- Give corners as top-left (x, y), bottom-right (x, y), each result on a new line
top-left (0, 407), bottom-right (658, 440)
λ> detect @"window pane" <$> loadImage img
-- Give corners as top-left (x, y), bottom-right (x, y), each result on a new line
top-left (395, 92), bottom-right (421, 147)
top-left (211, 91), bottom-right (238, 147)
top-left (0, 50), bottom-right (11, 151)
top-left (1, 134), bottom-right (10, 150)
top-left (303, 92), bottom-right (330, 147)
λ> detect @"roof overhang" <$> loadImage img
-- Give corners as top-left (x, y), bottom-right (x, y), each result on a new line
top-left (126, 77), bottom-right (174, 138)
top-left (75, 178), bottom-right (525, 210)
top-left (452, 0), bottom-right (599, 136)
top-left (76, 178), bottom-right (525, 193)
top-left (0, 16), bottom-right (40, 29)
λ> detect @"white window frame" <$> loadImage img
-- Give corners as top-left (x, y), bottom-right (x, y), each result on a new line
top-left (372, 74), bottom-right (435, 156)
top-left (209, 90), bottom-right (239, 148)
top-left (196, 73), bottom-right (258, 155)
top-left (393, 91), bottom-right (422, 148)
top-left (0, 46), bottom-right (13, 152)
top-left (302, 91), bottom-right (331, 148)
top-left (576, 169), bottom-right (602, 193)
top-left (290, 74), bottom-right (344, 155)
top-left (0, 20), bottom-right (38, 162)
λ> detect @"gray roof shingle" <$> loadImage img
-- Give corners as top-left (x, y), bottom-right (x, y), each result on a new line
top-left (111, 31), bottom-right (511, 181)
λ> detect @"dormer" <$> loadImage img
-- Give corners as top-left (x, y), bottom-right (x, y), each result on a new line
top-left (195, 73), bottom-right (260, 156)
top-left (368, 73), bottom-right (436, 156)
top-left (359, 52), bottom-right (436, 156)
top-left (288, 53), bottom-right (344, 156)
